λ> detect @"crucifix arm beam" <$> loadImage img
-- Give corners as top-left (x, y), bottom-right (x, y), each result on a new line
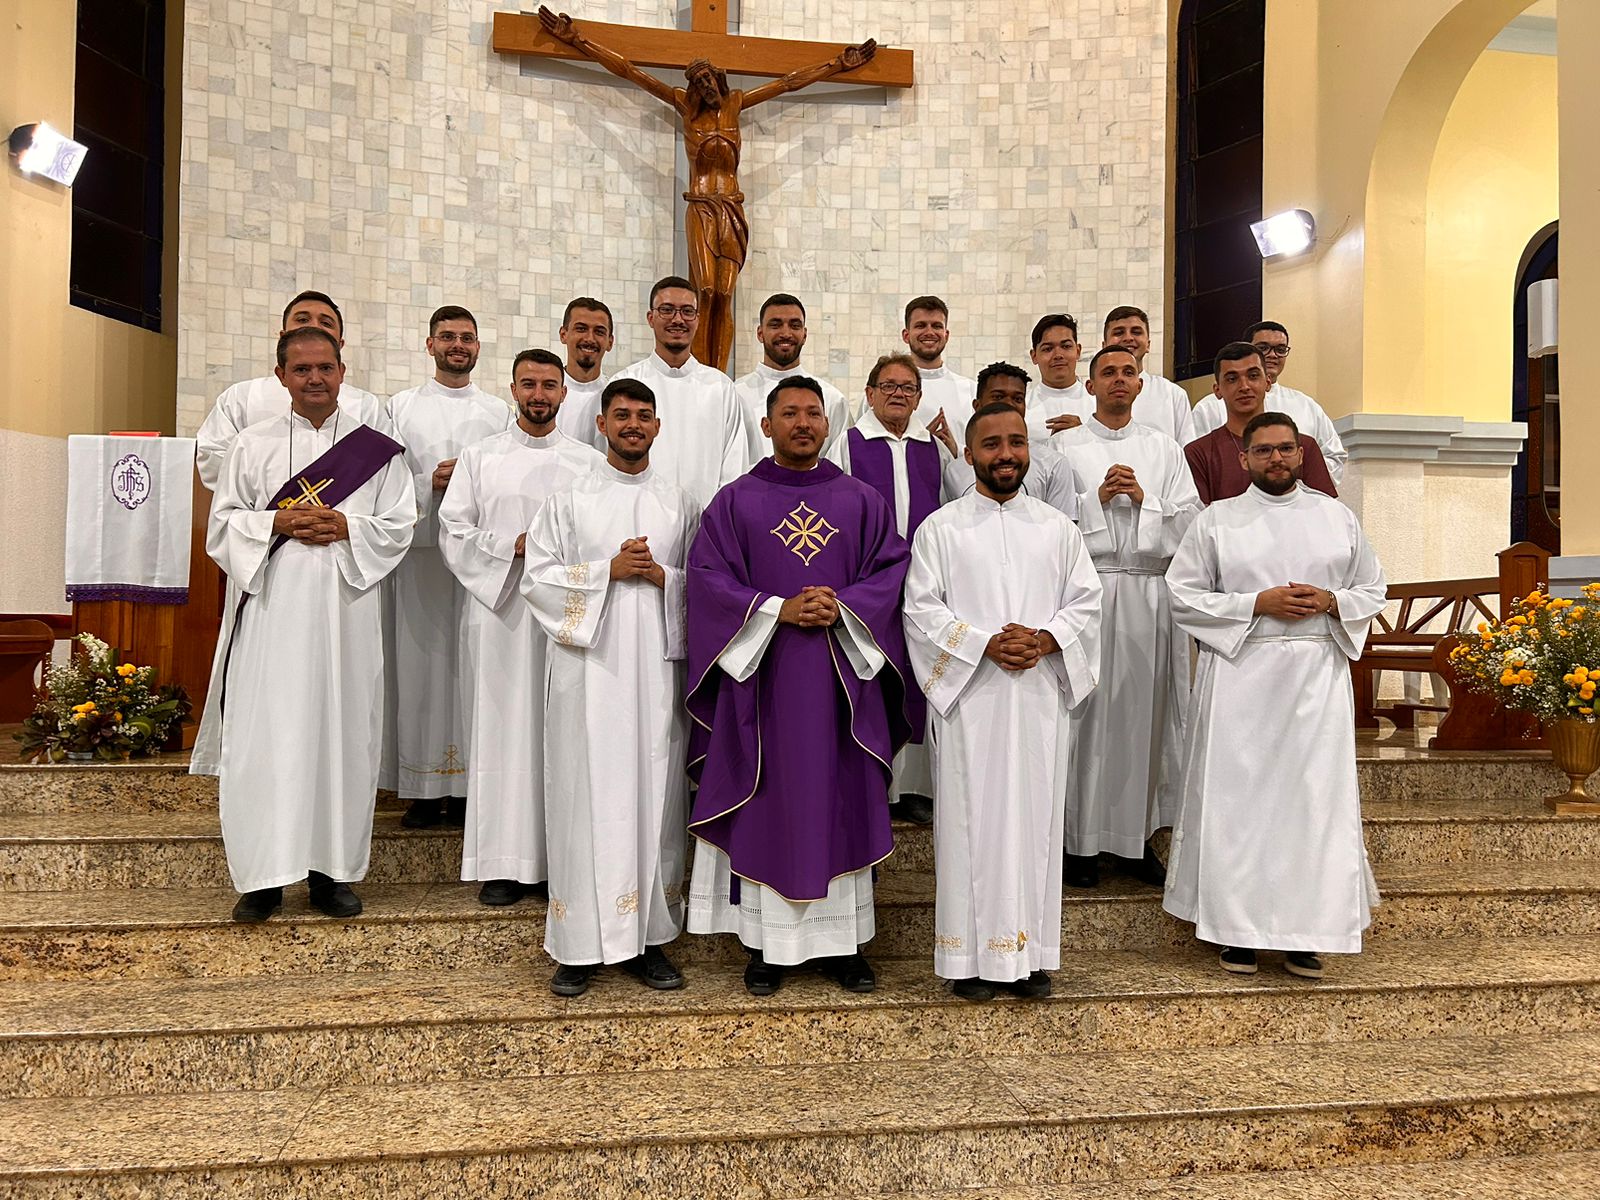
top-left (740, 40), bottom-right (874, 109)
top-left (494, 12), bottom-right (914, 89)
top-left (536, 6), bottom-right (683, 107)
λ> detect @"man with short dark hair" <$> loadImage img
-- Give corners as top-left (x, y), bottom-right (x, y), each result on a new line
top-left (554, 296), bottom-right (617, 450)
top-left (196, 290), bottom-right (387, 489)
top-left (686, 376), bottom-right (913, 997)
top-left (1101, 305), bottom-right (1192, 444)
top-left (938, 362), bottom-right (1078, 518)
top-left (1052, 346), bottom-right (1200, 888)
top-left (195, 326), bottom-right (414, 923)
top-left (905, 403), bottom-right (1102, 1001)
top-left (1184, 342), bottom-right (1337, 505)
top-left (734, 293), bottom-right (850, 462)
top-left (1164, 411), bottom-right (1387, 979)
top-left (1181, 321), bottom-right (1347, 482)
top-left (438, 348), bottom-right (603, 906)
top-left (385, 306), bottom-right (512, 830)
top-left (614, 275), bottom-right (749, 507)
top-left (1027, 313), bottom-right (1090, 440)
top-left (902, 295), bottom-right (976, 420)
top-left (523, 376), bottom-right (700, 996)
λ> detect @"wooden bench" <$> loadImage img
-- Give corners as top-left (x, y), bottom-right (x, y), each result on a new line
top-left (0, 617), bottom-right (68, 723)
top-left (1351, 579), bottom-right (1497, 730)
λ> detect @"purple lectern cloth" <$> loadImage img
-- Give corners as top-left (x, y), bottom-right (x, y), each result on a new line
top-left (686, 458), bottom-right (913, 901)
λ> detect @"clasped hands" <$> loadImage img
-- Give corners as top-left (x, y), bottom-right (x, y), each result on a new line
top-left (610, 536), bottom-right (666, 588)
top-left (779, 585), bottom-right (840, 628)
top-left (984, 623), bottom-right (1059, 672)
top-left (1254, 583), bottom-right (1337, 620)
top-left (272, 503), bottom-right (348, 544)
top-left (1097, 464), bottom-right (1144, 506)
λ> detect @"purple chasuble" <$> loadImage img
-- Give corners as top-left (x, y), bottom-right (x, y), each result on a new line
top-left (686, 458), bottom-right (913, 902)
top-left (842, 427), bottom-right (938, 738)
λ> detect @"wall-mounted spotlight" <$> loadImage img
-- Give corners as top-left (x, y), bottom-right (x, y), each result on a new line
top-left (1249, 209), bottom-right (1316, 259)
top-left (8, 122), bottom-right (88, 186)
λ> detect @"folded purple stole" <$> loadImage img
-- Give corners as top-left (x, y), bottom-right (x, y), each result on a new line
top-left (845, 427), bottom-right (942, 541)
top-left (220, 422), bottom-right (404, 713)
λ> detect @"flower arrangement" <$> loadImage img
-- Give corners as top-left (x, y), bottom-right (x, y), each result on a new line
top-left (14, 633), bottom-right (191, 763)
top-left (1447, 584), bottom-right (1600, 724)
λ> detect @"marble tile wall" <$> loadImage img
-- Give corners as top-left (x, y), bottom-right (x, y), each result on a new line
top-left (177, 0), bottom-right (1166, 430)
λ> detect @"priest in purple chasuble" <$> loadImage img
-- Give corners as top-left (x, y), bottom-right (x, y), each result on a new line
top-left (827, 352), bottom-right (956, 826)
top-left (686, 377), bottom-right (914, 997)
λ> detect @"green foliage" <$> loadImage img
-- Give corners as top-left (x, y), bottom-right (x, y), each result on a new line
top-left (13, 633), bottom-right (191, 763)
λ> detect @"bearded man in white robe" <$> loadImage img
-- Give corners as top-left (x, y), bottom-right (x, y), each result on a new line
top-left (1163, 411), bottom-right (1387, 979)
top-left (385, 305), bottom-right (511, 829)
top-left (552, 296), bottom-right (616, 451)
top-left (1052, 346), bottom-right (1200, 888)
top-left (195, 326), bottom-right (414, 923)
top-left (902, 295), bottom-right (975, 420)
top-left (523, 377), bottom-right (699, 996)
top-left (937, 363), bottom-right (1078, 519)
top-left (904, 404), bottom-right (1102, 1002)
top-left (734, 293), bottom-right (850, 463)
top-left (438, 349), bottom-right (602, 905)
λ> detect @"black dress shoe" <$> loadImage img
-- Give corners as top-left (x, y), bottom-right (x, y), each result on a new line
top-left (743, 950), bottom-right (783, 996)
top-left (400, 797), bottom-right (442, 828)
top-left (1284, 952), bottom-right (1325, 979)
top-left (307, 873), bottom-right (362, 918)
top-left (1063, 853), bottom-right (1099, 888)
top-left (525, 880), bottom-right (550, 900)
top-left (1123, 841), bottom-right (1167, 887)
top-left (1000, 970), bottom-right (1052, 999)
top-left (621, 945), bottom-right (684, 990)
top-left (444, 797), bottom-right (467, 827)
top-left (888, 793), bottom-right (934, 825)
top-left (818, 953), bottom-right (876, 993)
top-left (951, 977), bottom-right (996, 1002)
top-left (478, 879), bottom-right (524, 906)
top-left (551, 962), bottom-right (597, 996)
top-left (231, 887), bottom-right (283, 923)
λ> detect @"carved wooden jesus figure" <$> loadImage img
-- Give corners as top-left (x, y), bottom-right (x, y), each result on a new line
top-left (538, 7), bottom-right (876, 371)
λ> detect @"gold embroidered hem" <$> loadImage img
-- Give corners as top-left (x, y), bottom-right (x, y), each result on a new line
top-left (934, 934), bottom-right (964, 950)
top-left (984, 930), bottom-right (1029, 954)
top-left (615, 889), bottom-right (640, 915)
top-left (556, 591), bottom-right (587, 645)
top-left (548, 898), bottom-right (568, 921)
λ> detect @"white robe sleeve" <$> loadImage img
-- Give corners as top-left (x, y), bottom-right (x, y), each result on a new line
top-left (1327, 513), bottom-right (1388, 660)
top-left (334, 456), bottom-right (416, 592)
top-left (825, 432), bottom-right (851, 472)
top-left (722, 385), bottom-right (754, 479)
top-left (902, 526), bottom-right (996, 718)
top-left (1305, 405), bottom-right (1348, 485)
top-left (1037, 527), bottom-right (1104, 708)
top-left (206, 436), bottom-right (276, 595)
top-left (195, 387), bottom-right (247, 492)
top-left (1073, 471), bottom-right (1113, 558)
top-left (520, 495), bottom-right (616, 649)
top-left (834, 608), bottom-right (887, 680)
top-left (1165, 513), bottom-right (1258, 658)
top-left (718, 596), bottom-right (783, 682)
top-left (1180, 394), bottom-right (1222, 447)
top-left (1037, 455), bottom-right (1080, 522)
top-left (438, 448), bottom-right (521, 612)
top-left (823, 388), bottom-right (852, 458)
top-left (1133, 454), bottom-right (1203, 559)
top-left (659, 498), bottom-right (701, 661)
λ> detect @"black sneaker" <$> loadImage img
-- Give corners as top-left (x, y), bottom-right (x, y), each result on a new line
top-left (1000, 970), bottom-right (1052, 999)
top-left (1219, 946), bottom-right (1258, 974)
top-left (526, 880), bottom-right (550, 900)
top-left (307, 872), bottom-right (362, 918)
top-left (888, 794), bottom-right (934, 825)
top-left (818, 953), bottom-right (876, 994)
top-left (399, 797), bottom-right (442, 828)
top-left (443, 797), bottom-right (467, 827)
top-left (743, 950), bottom-right (783, 996)
top-left (550, 963), bottom-right (597, 997)
top-left (230, 887), bottom-right (283, 923)
top-left (1063, 853), bottom-right (1099, 888)
top-left (621, 945), bottom-right (684, 990)
top-left (951, 977), bottom-right (996, 1002)
top-left (1284, 952), bottom-right (1325, 979)
top-left (477, 879), bottom-right (524, 906)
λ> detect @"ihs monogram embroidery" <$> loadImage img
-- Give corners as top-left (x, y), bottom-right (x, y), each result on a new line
top-left (770, 501), bottom-right (839, 566)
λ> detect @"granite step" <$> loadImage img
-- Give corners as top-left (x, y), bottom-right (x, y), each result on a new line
top-left (2, 1030), bottom-right (1596, 1198)
top-left (1, 752), bottom-right (1580, 815)
top-left (1, 859), bottom-right (1597, 982)
top-left (796, 1149), bottom-right (1600, 1199)
top-left (6, 796), bottom-right (1597, 893)
top-left (0, 934), bottom-right (1595, 1099)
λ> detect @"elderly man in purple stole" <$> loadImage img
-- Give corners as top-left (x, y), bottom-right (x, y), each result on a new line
top-left (687, 376), bottom-right (914, 997)
top-left (827, 352), bottom-right (953, 826)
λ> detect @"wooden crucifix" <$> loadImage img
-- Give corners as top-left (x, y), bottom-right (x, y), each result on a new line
top-left (493, 2), bottom-right (914, 371)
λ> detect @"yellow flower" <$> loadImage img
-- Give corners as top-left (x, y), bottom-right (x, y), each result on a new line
top-left (1477, 622), bottom-right (1489, 634)
top-left (115, 663), bottom-right (137, 678)
top-left (1508, 616), bottom-right (1527, 627)
top-left (1500, 670), bottom-right (1517, 686)
top-left (1582, 707), bottom-right (1595, 716)
top-left (112, 711), bottom-right (123, 722)
top-left (1520, 670), bottom-right (1536, 686)
top-left (1578, 667), bottom-right (1592, 683)
top-left (1582, 684), bottom-right (1597, 701)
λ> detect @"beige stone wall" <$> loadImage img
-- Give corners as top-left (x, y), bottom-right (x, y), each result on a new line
top-left (176, 0), bottom-right (1169, 429)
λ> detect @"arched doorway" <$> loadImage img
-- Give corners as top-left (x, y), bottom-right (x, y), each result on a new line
top-left (1511, 221), bottom-right (1559, 551)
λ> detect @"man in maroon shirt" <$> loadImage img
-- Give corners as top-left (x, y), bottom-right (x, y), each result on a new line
top-left (1184, 342), bottom-right (1338, 505)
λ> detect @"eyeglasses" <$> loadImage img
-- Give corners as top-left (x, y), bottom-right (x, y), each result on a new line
top-left (871, 382), bottom-right (922, 397)
top-left (653, 304), bottom-right (699, 320)
top-left (432, 331), bottom-right (478, 345)
top-left (1251, 343), bottom-right (1291, 358)
top-left (1245, 442), bottom-right (1301, 461)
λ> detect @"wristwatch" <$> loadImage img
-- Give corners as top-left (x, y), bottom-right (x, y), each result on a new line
top-left (1326, 591), bottom-right (1340, 618)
